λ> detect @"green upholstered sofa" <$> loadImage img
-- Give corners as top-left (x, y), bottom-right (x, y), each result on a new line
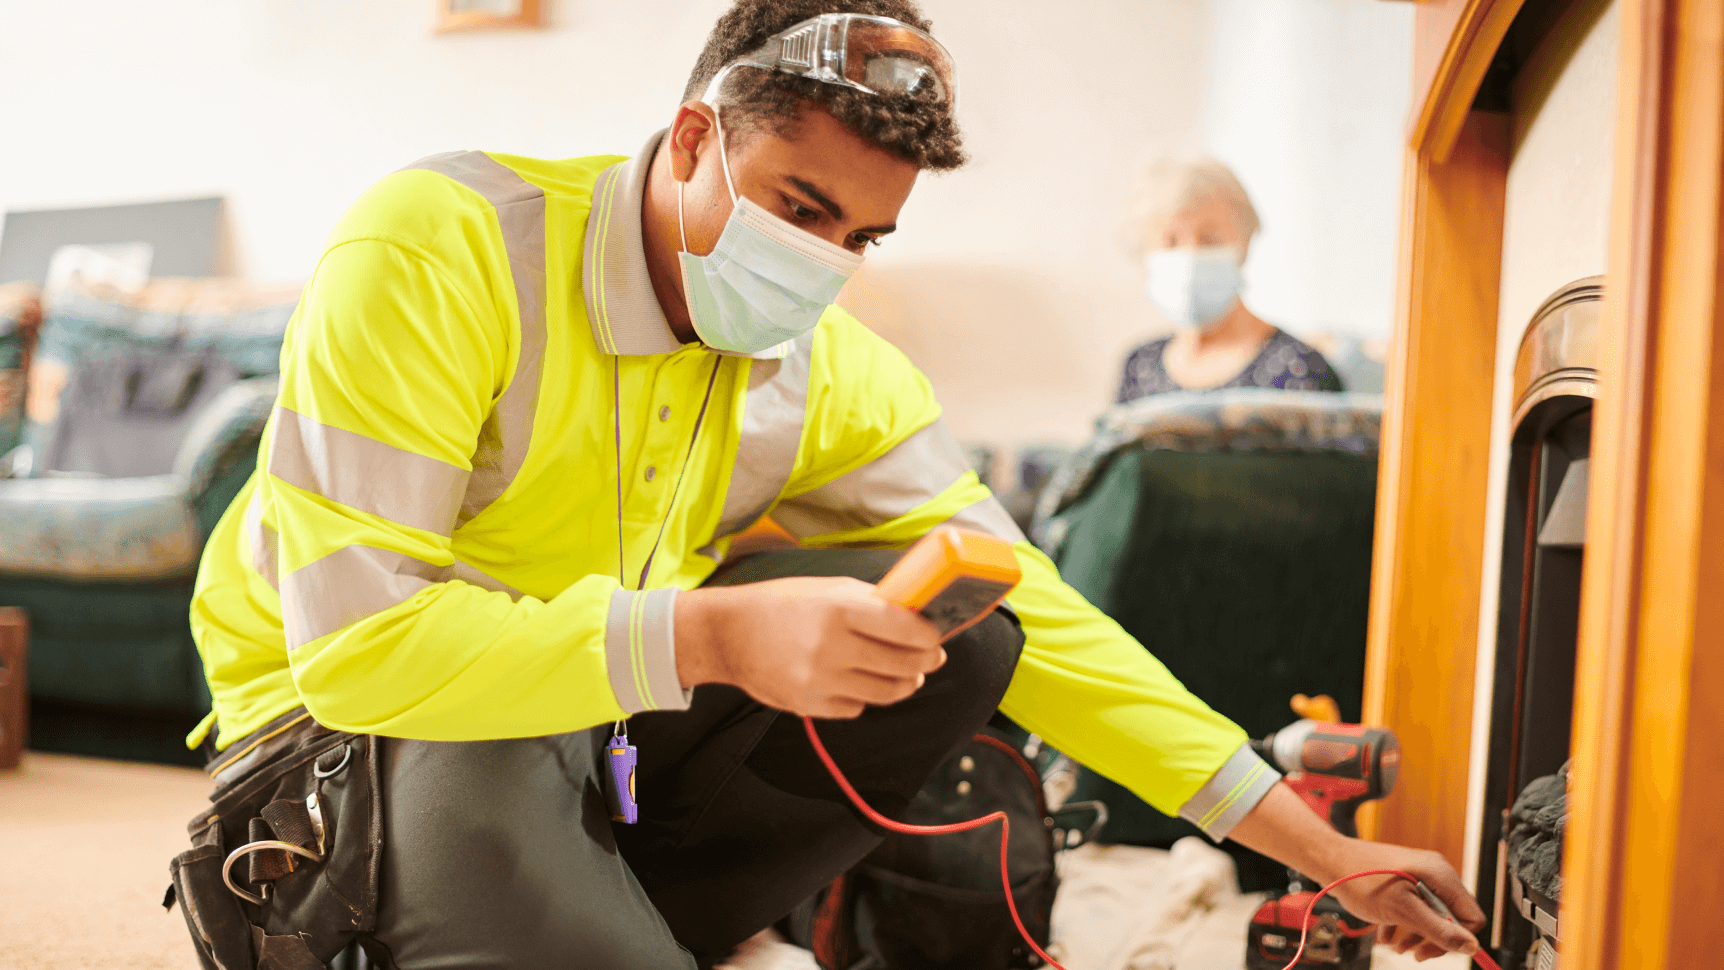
top-left (0, 285), bottom-right (38, 458)
top-left (1027, 388), bottom-right (1382, 891)
top-left (0, 279), bottom-right (296, 763)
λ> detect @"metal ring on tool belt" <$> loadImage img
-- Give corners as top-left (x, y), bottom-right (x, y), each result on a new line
top-left (313, 743), bottom-right (351, 778)
top-left (222, 840), bottom-right (322, 906)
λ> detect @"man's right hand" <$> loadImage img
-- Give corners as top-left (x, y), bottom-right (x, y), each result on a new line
top-left (673, 577), bottom-right (947, 718)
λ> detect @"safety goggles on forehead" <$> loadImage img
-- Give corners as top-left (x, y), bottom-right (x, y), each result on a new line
top-left (703, 13), bottom-right (958, 113)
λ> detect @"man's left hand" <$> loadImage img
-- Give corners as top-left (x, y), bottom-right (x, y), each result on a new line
top-left (1229, 783), bottom-right (1486, 962)
top-left (1322, 839), bottom-right (1487, 962)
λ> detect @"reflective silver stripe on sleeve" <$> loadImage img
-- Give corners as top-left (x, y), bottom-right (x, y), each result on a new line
top-left (604, 588), bottom-right (689, 714)
top-left (696, 333), bottom-right (815, 558)
top-left (243, 491), bottom-right (280, 593)
top-left (267, 406), bottom-right (468, 535)
top-left (944, 495), bottom-right (1026, 543)
top-left (771, 417), bottom-right (1024, 542)
top-left (281, 545), bottom-right (444, 650)
top-left (1177, 743), bottom-right (1282, 841)
top-left (401, 151), bottom-right (548, 528)
top-left (772, 417), bottom-right (968, 537)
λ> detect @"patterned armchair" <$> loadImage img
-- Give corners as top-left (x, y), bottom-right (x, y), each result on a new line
top-left (1026, 388), bottom-right (1383, 891)
top-left (0, 278), bottom-right (297, 763)
top-left (0, 284), bottom-right (41, 457)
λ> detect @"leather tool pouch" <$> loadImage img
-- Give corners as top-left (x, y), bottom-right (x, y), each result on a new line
top-left (167, 714), bottom-right (383, 970)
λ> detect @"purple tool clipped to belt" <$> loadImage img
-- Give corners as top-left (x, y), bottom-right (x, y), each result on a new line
top-left (606, 722), bottom-right (638, 824)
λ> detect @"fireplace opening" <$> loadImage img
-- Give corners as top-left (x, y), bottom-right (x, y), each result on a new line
top-left (1474, 277), bottom-right (1599, 970)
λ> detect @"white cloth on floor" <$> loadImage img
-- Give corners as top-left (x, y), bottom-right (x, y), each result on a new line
top-left (717, 928), bottom-right (818, 970)
top-left (1048, 837), bottom-right (1248, 970)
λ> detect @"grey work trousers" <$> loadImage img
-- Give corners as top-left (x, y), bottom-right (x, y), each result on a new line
top-left (367, 549), bottom-right (1024, 970)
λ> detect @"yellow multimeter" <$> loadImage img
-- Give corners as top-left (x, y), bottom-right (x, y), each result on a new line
top-left (874, 525), bottom-right (1022, 641)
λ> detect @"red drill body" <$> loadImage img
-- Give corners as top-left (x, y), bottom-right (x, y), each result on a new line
top-left (1261, 720), bottom-right (1401, 837)
top-left (1245, 720), bottom-right (1402, 970)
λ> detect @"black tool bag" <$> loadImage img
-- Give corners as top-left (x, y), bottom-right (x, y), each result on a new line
top-left (788, 726), bottom-right (1104, 970)
top-left (166, 712), bottom-right (384, 970)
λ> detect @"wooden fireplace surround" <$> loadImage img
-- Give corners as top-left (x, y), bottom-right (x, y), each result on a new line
top-left (1361, 0), bottom-right (1723, 967)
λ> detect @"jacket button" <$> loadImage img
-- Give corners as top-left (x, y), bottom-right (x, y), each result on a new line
top-left (659, 405), bottom-right (672, 421)
top-left (644, 465), bottom-right (657, 482)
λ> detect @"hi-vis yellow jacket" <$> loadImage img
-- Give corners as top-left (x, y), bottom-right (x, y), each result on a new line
top-left (191, 132), bottom-right (1278, 838)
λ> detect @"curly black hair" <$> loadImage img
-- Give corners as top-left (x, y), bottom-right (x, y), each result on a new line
top-left (683, 0), bottom-right (967, 171)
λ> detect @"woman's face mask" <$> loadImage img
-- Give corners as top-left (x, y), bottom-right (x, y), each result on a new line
top-left (677, 114), bottom-right (864, 356)
top-left (1143, 246), bottom-right (1244, 330)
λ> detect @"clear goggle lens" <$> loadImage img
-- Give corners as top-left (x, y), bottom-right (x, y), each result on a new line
top-left (705, 13), bottom-right (958, 112)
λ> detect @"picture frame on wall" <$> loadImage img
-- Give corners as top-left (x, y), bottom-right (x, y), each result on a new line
top-left (436, 0), bottom-right (544, 34)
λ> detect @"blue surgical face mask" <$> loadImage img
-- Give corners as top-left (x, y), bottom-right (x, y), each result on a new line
top-left (1143, 246), bottom-right (1244, 330)
top-left (677, 115), bottom-right (864, 356)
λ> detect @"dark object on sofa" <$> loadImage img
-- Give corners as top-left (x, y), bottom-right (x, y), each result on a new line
top-left (44, 347), bottom-right (241, 477)
top-left (1028, 389), bottom-right (1382, 892)
top-left (0, 278), bottom-right (296, 764)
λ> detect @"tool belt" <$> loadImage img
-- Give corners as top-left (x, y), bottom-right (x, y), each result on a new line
top-left (165, 707), bottom-right (383, 970)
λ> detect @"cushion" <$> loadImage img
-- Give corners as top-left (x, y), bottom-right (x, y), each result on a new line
top-left (23, 277), bottom-right (298, 473)
top-left (0, 283), bottom-right (43, 457)
top-left (41, 348), bottom-right (241, 478)
top-left (0, 475), bottom-right (202, 579)
top-left (1033, 388), bottom-right (1383, 544)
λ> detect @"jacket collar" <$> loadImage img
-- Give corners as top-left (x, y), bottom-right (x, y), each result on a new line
top-left (581, 129), bottom-right (789, 360)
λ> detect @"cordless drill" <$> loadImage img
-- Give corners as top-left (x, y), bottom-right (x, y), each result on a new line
top-left (1245, 710), bottom-right (1402, 970)
top-left (1258, 718), bottom-right (1401, 838)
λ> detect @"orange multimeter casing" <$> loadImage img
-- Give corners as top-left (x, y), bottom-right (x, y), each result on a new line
top-left (874, 526), bottom-right (1022, 642)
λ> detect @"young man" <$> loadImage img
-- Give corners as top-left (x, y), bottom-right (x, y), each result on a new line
top-left (186, 2), bottom-right (1484, 967)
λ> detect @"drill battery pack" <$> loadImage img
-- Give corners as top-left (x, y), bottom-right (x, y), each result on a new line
top-left (1246, 890), bottom-right (1377, 970)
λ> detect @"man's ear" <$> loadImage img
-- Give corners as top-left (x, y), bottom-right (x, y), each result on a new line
top-left (668, 102), bottom-right (719, 183)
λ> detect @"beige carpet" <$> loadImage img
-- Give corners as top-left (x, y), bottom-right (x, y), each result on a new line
top-left (0, 754), bottom-right (1468, 970)
top-left (0, 753), bottom-right (208, 970)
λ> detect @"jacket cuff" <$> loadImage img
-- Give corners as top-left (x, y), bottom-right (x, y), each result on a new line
top-left (605, 588), bottom-right (692, 714)
top-left (1177, 742), bottom-right (1282, 841)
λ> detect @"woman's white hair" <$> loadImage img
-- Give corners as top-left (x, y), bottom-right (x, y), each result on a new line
top-left (1130, 155), bottom-right (1261, 254)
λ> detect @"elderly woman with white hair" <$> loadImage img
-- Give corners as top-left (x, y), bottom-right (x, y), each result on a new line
top-left (1118, 157), bottom-right (1342, 402)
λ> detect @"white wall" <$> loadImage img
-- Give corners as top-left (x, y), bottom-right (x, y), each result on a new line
top-left (838, 0), bottom-right (1214, 448)
top-left (851, 0), bottom-right (1415, 447)
top-left (0, 0), bottom-right (734, 283)
top-left (0, 0), bottom-right (1412, 448)
top-left (1204, 0), bottom-right (1413, 343)
top-left (1462, 0), bottom-right (1619, 888)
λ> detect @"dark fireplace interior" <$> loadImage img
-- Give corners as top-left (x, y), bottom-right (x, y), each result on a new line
top-left (1472, 280), bottom-right (1598, 970)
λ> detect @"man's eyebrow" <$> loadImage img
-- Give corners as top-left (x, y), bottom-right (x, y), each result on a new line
top-left (785, 177), bottom-right (845, 221)
top-left (783, 176), bottom-right (897, 235)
